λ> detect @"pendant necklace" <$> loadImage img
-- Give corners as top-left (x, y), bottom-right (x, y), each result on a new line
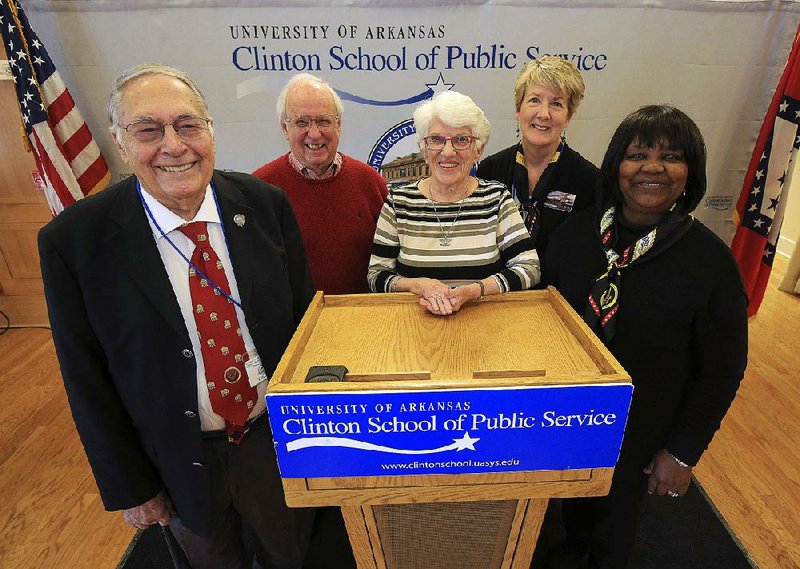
top-left (430, 183), bottom-right (469, 247)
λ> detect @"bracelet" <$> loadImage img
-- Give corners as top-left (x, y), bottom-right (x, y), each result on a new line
top-left (669, 451), bottom-right (690, 468)
top-left (475, 281), bottom-right (484, 300)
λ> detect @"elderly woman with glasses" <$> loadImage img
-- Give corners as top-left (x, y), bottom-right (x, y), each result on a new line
top-left (368, 91), bottom-right (540, 315)
top-left (477, 56), bottom-right (599, 261)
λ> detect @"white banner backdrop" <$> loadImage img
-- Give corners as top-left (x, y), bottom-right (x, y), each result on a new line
top-left (24, 0), bottom-right (800, 241)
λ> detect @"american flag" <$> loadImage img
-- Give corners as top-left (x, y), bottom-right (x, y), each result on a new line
top-left (731, 24), bottom-right (800, 317)
top-left (0, 0), bottom-right (109, 215)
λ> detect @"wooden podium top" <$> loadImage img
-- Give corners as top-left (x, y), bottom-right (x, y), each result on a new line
top-left (268, 288), bottom-right (631, 507)
top-left (269, 287), bottom-right (627, 395)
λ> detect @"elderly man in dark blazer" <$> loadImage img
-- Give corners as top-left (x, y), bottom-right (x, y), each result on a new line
top-left (38, 64), bottom-right (314, 568)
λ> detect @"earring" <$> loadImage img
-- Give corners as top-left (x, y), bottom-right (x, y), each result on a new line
top-left (515, 122), bottom-right (520, 140)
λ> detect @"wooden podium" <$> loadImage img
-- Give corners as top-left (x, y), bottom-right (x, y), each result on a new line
top-left (267, 288), bottom-right (630, 569)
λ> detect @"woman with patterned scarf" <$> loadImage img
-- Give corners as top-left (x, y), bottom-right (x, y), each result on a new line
top-left (541, 105), bottom-right (748, 569)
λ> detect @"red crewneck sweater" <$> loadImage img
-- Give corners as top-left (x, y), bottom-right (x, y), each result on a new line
top-left (253, 153), bottom-right (387, 294)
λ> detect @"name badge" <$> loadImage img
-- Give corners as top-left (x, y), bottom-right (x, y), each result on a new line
top-left (245, 351), bottom-right (268, 387)
top-left (543, 190), bottom-right (577, 212)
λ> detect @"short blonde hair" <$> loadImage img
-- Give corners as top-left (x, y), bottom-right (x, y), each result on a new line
top-left (513, 56), bottom-right (586, 117)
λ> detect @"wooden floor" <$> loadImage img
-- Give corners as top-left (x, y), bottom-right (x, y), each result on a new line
top-left (1, 260), bottom-right (799, 568)
top-left (694, 254), bottom-right (800, 569)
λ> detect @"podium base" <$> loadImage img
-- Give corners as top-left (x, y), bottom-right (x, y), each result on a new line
top-left (342, 498), bottom-right (548, 569)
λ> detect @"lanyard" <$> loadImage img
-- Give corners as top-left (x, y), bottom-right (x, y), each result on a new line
top-left (511, 139), bottom-right (564, 205)
top-left (137, 181), bottom-right (243, 309)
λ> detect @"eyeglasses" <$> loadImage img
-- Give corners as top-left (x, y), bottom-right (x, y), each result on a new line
top-left (423, 135), bottom-right (476, 151)
top-left (285, 114), bottom-right (339, 132)
top-left (122, 116), bottom-right (211, 144)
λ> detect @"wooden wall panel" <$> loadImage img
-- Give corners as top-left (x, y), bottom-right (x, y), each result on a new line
top-left (0, 50), bottom-right (53, 327)
top-left (0, 223), bottom-right (46, 279)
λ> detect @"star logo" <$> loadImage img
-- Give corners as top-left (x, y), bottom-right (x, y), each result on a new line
top-left (452, 432), bottom-right (480, 451)
top-left (426, 72), bottom-right (455, 96)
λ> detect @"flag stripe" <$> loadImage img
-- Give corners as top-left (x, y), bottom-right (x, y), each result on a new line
top-left (77, 154), bottom-right (111, 195)
top-left (32, 152), bottom-right (66, 217)
top-left (63, 123), bottom-right (93, 166)
top-left (48, 85), bottom-right (75, 126)
top-left (31, 129), bottom-right (75, 212)
top-left (32, 122), bottom-right (84, 203)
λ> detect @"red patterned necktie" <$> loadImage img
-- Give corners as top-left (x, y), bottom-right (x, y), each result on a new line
top-left (178, 221), bottom-right (257, 444)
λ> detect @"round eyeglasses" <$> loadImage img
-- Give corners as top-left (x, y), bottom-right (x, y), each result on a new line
top-left (122, 116), bottom-right (212, 144)
top-left (423, 135), bottom-right (476, 151)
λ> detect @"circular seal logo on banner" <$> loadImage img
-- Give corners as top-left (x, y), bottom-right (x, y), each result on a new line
top-left (367, 118), bottom-right (417, 172)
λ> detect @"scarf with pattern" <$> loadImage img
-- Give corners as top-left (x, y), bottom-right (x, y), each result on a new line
top-left (583, 205), bottom-right (693, 344)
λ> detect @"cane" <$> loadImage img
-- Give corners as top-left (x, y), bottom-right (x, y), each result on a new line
top-left (160, 524), bottom-right (192, 569)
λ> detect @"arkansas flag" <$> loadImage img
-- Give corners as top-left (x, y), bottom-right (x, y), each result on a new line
top-left (731, 24), bottom-right (800, 317)
top-left (0, 0), bottom-right (109, 215)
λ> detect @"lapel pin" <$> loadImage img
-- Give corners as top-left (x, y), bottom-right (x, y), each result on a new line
top-left (233, 214), bottom-right (246, 227)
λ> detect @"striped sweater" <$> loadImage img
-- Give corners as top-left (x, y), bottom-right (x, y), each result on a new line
top-left (368, 178), bottom-right (540, 293)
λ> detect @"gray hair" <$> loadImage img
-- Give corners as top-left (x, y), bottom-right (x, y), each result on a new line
top-left (107, 63), bottom-right (210, 139)
top-left (413, 91), bottom-right (491, 152)
top-left (276, 73), bottom-right (344, 123)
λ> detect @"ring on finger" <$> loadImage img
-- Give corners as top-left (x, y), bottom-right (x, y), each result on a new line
top-left (667, 490), bottom-right (679, 498)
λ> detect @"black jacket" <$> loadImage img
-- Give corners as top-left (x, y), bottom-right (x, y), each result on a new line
top-left (543, 207), bottom-right (748, 478)
top-left (39, 170), bottom-right (313, 534)
top-left (477, 142), bottom-right (599, 261)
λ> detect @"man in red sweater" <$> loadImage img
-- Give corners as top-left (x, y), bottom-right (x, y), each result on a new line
top-left (253, 73), bottom-right (388, 294)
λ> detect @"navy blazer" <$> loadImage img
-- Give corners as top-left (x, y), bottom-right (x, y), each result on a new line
top-left (39, 170), bottom-right (313, 534)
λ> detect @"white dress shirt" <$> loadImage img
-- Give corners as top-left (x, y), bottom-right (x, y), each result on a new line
top-left (140, 185), bottom-right (266, 431)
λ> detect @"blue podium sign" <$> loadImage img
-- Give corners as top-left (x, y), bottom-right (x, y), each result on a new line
top-left (267, 384), bottom-right (633, 478)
